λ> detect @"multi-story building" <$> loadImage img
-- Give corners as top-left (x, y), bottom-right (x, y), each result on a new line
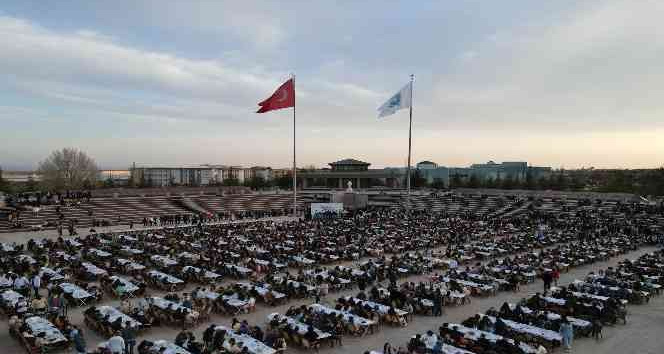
top-left (416, 161), bottom-right (438, 170)
top-left (130, 164), bottom-right (259, 186)
top-left (249, 167), bottom-right (273, 181)
top-left (416, 160), bottom-right (552, 187)
top-left (272, 168), bottom-right (293, 179)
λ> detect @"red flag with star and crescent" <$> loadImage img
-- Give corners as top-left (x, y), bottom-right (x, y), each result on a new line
top-left (256, 78), bottom-right (295, 113)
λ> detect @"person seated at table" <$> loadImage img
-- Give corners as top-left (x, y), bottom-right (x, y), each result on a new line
top-left (33, 332), bottom-right (49, 352)
top-left (407, 334), bottom-right (426, 354)
top-left (477, 333), bottom-right (492, 351)
top-left (226, 338), bottom-right (241, 353)
top-left (485, 306), bottom-right (499, 317)
top-left (8, 315), bottom-right (23, 336)
top-left (31, 295), bottom-right (47, 312)
top-left (478, 315), bottom-right (494, 333)
top-left (422, 330), bottom-right (438, 349)
top-left (494, 318), bottom-right (508, 336)
top-left (238, 320), bottom-right (250, 334)
top-left (304, 325), bottom-right (319, 342)
top-left (210, 329), bottom-right (226, 352)
top-left (231, 317), bottom-right (241, 331)
top-left (110, 317), bottom-right (123, 333)
top-left (182, 295), bottom-right (193, 309)
top-left (273, 336), bottom-right (288, 353)
top-left (120, 299), bottom-right (132, 314)
top-left (499, 302), bottom-right (512, 317)
top-left (251, 325), bottom-right (264, 341)
top-left (462, 314), bottom-right (480, 328)
top-left (175, 329), bottom-right (190, 347)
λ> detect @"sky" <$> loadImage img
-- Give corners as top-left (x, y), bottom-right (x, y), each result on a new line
top-left (1, 0), bottom-right (663, 171)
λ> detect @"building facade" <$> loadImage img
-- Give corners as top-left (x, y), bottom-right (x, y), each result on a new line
top-left (299, 158), bottom-right (404, 189)
top-left (130, 164), bottom-right (259, 187)
top-left (416, 160), bottom-right (552, 187)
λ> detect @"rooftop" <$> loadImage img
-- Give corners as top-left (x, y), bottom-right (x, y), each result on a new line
top-left (329, 158), bottom-right (371, 166)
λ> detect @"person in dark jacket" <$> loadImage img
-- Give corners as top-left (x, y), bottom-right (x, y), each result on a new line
top-left (122, 325), bottom-right (136, 354)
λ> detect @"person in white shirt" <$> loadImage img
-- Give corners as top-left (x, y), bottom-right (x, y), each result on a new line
top-left (31, 274), bottom-right (41, 297)
top-left (423, 330), bottom-right (438, 349)
top-left (14, 276), bottom-right (29, 296)
top-left (107, 333), bottom-right (125, 354)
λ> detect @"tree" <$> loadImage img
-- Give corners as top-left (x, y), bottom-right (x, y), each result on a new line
top-left (222, 178), bottom-right (240, 187)
top-left (430, 178), bottom-right (446, 190)
top-left (501, 175), bottom-right (515, 189)
top-left (524, 170), bottom-right (535, 190)
top-left (411, 169), bottom-right (428, 188)
top-left (244, 176), bottom-right (268, 189)
top-left (25, 176), bottom-right (39, 192)
top-left (275, 175), bottom-right (292, 189)
top-left (467, 174), bottom-right (480, 188)
top-left (482, 176), bottom-right (498, 189)
top-left (37, 148), bottom-right (99, 191)
top-left (450, 174), bottom-right (463, 189)
top-left (0, 167), bottom-right (9, 192)
top-left (103, 177), bottom-right (115, 188)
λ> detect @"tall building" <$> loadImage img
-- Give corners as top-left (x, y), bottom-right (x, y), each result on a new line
top-left (470, 161), bottom-right (528, 181)
top-left (415, 160), bottom-right (552, 187)
top-left (130, 164), bottom-right (259, 186)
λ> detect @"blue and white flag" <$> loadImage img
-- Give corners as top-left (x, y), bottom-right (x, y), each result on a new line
top-left (377, 82), bottom-right (412, 118)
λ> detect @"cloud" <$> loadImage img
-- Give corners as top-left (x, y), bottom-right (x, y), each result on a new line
top-left (432, 0), bottom-right (664, 132)
top-left (132, 1), bottom-right (288, 50)
top-left (0, 15), bottom-right (381, 124)
top-left (1, 1), bottom-right (663, 169)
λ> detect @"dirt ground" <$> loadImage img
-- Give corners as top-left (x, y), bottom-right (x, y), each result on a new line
top-left (1, 228), bottom-right (662, 354)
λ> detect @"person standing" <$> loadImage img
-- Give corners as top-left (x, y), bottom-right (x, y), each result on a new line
top-left (122, 325), bottom-right (136, 354)
top-left (107, 332), bottom-right (125, 354)
top-left (542, 271), bottom-right (553, 293)
top-left (433, 293), bottom-right (443, 316)
top-left (58, 291), bottom-right (68, 317)
top-left (31, 273), bottom-right (41, 298)
top-left (559, 317), bottom-right (574, 351)
top-left (552, 267), bottom-right (561, 286)
top-left (70, 325), bottom-right (87, 354)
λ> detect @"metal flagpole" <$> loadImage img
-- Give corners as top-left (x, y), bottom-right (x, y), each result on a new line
top-left (292, 74), bottom-right (297, 218)
top-left (406, 74), bottom-right (414, 210)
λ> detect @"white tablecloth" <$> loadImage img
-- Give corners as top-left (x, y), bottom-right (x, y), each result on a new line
top-left (215, 326), bottom-right (276, 354)
top-left (109, 276), bottom-right (140, 294)
top-left (25, 316), bottom-right (67, 344)
top-left (152, 340), bottom-right (192, 354)
top-left (60, 282), bottom-right (93, 299)
top-left (96, 305), bottom-right (142, 329)
top-left (309, 304), bottom-right (376, 327)
top-left (82, 262), bottom-right (108, 276)
top-left (147, 270), bottom-right (184, 284)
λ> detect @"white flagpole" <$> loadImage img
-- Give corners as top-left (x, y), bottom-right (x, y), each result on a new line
top-left (292, 74), bottom-right (297, 218)
top-left (406, 74), bottom-right (414, 210)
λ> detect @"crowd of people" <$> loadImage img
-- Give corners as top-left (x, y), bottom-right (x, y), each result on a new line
top-left (0, 196), bottom-right (662, 354)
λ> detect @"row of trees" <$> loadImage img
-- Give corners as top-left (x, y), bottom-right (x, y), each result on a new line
top-left (408, 168), bottom-right (664, 196)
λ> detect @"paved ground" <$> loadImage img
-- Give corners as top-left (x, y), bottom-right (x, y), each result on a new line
top-left (1, 227), bottom-right (662, 354)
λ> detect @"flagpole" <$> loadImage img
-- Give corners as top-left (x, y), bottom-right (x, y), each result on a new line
top-left (406, 74), bottom-right (414, 210)
top-left (292, 74), bottom-right (297, 218)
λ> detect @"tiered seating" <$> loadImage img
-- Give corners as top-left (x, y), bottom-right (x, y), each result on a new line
top-left (0, 194), bottom-right (319, 232)
top-left (191, 194), bottom-right (312, 213)
top-left (397, 194), bottom-right (519, 218)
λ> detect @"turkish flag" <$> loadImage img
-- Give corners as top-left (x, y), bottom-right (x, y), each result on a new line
top-left (256, 78), bottom-right (295, 113)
